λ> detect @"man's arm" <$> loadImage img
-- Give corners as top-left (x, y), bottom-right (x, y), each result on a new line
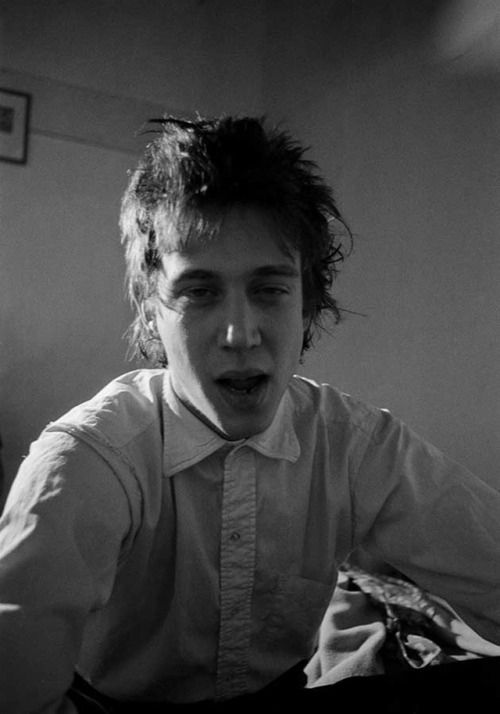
top-left (351, 409), bottom-right (500, 645)
top-left (0, 431), bottom-right (131, 713)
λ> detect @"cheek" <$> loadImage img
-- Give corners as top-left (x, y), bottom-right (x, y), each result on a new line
top-left (271, 309), bottom-right (304, 359)
top-left (156, 312), bottom-right (189, 362)
top-left (166, 316), bottom-right (210, 371)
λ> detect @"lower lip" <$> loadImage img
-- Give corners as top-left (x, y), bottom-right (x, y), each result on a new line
top-left (216, 378), bottom-right (269, 411)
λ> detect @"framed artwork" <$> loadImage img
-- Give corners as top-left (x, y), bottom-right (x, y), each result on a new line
top-left (0, 88), bottom-right (31, 164)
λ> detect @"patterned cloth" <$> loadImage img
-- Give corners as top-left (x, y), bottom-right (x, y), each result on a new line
top-left (306, 565), bottom-right (500, 687)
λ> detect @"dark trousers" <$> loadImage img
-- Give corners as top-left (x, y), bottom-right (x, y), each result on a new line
top-left (69, 655), bottom-right (500, 713)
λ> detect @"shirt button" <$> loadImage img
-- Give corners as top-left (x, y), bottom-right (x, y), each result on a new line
top-left (230, 531), bottom-right (241, 541)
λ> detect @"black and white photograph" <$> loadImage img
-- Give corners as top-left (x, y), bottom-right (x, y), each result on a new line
top-left (0, 1), bottom-right (499, 712)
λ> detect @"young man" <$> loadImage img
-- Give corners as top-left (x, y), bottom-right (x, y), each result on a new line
top-left (0, 116), bottom-right (499, 713)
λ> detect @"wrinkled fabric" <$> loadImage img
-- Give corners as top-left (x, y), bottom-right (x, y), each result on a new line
top-left (1, 369), bottom-right (500, 713)
top-left (306, 566), bottom-right (500, 688)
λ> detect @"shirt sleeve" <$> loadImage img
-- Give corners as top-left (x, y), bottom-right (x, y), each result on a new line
top-left (350, 409), bottom-right (500, 645)
top-left (0, 430), bottom-right (132, 713)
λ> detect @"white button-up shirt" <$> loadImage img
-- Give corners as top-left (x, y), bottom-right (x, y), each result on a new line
top-left (1, 369), bottom-right (499, 712)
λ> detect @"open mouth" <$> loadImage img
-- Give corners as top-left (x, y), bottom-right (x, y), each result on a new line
top-left (217, 374), bottom-right (268, 395)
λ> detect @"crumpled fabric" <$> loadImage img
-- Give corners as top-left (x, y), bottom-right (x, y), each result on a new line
top-left (306, 565), bottom-right (500, 688)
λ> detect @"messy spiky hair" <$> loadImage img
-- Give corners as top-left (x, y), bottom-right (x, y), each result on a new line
top-left (120, 115), bottom-right (349, 366)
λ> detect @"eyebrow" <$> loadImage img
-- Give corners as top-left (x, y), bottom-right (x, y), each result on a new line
top-left (173, 269), bottom-right (217, 282)
top-left (252, 265), bottom-right (301, 278)
top-left (173, 265), bottom-right (301, 282)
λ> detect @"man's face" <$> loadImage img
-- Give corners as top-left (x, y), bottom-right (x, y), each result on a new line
top-left (154, 206), bottom-right (305, 440)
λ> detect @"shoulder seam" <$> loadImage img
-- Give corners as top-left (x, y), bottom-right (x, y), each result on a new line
top-left (44, 422), bottom-right (144, 560)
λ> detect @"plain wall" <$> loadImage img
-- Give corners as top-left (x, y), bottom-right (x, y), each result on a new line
top-left (264, 0), bottom-right (500, 486)
top-left (2, 0), bottom-right (265, 112)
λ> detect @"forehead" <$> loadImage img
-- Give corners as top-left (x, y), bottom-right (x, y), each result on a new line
top-left (160, 206), bottom-right (301, 278)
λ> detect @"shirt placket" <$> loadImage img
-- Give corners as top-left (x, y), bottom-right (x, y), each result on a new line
top-left (215, 445), bottom-right (257, 700)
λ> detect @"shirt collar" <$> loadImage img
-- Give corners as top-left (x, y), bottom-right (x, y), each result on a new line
top-left (162, 372), bottom-right (300, 477)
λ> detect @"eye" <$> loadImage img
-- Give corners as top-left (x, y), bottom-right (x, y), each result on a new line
top-left (254, 283), bottom-right (290, 299)
top-left (261, 286), bottom-right (289, 294)
top-left (180, 286), bottom-right (219, 303)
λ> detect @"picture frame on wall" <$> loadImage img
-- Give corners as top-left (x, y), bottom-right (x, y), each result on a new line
top-left (0, 88), bottom-right (31, 164)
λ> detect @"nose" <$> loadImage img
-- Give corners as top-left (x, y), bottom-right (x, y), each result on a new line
top-left (217, 295), bottom-right (261, 350)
